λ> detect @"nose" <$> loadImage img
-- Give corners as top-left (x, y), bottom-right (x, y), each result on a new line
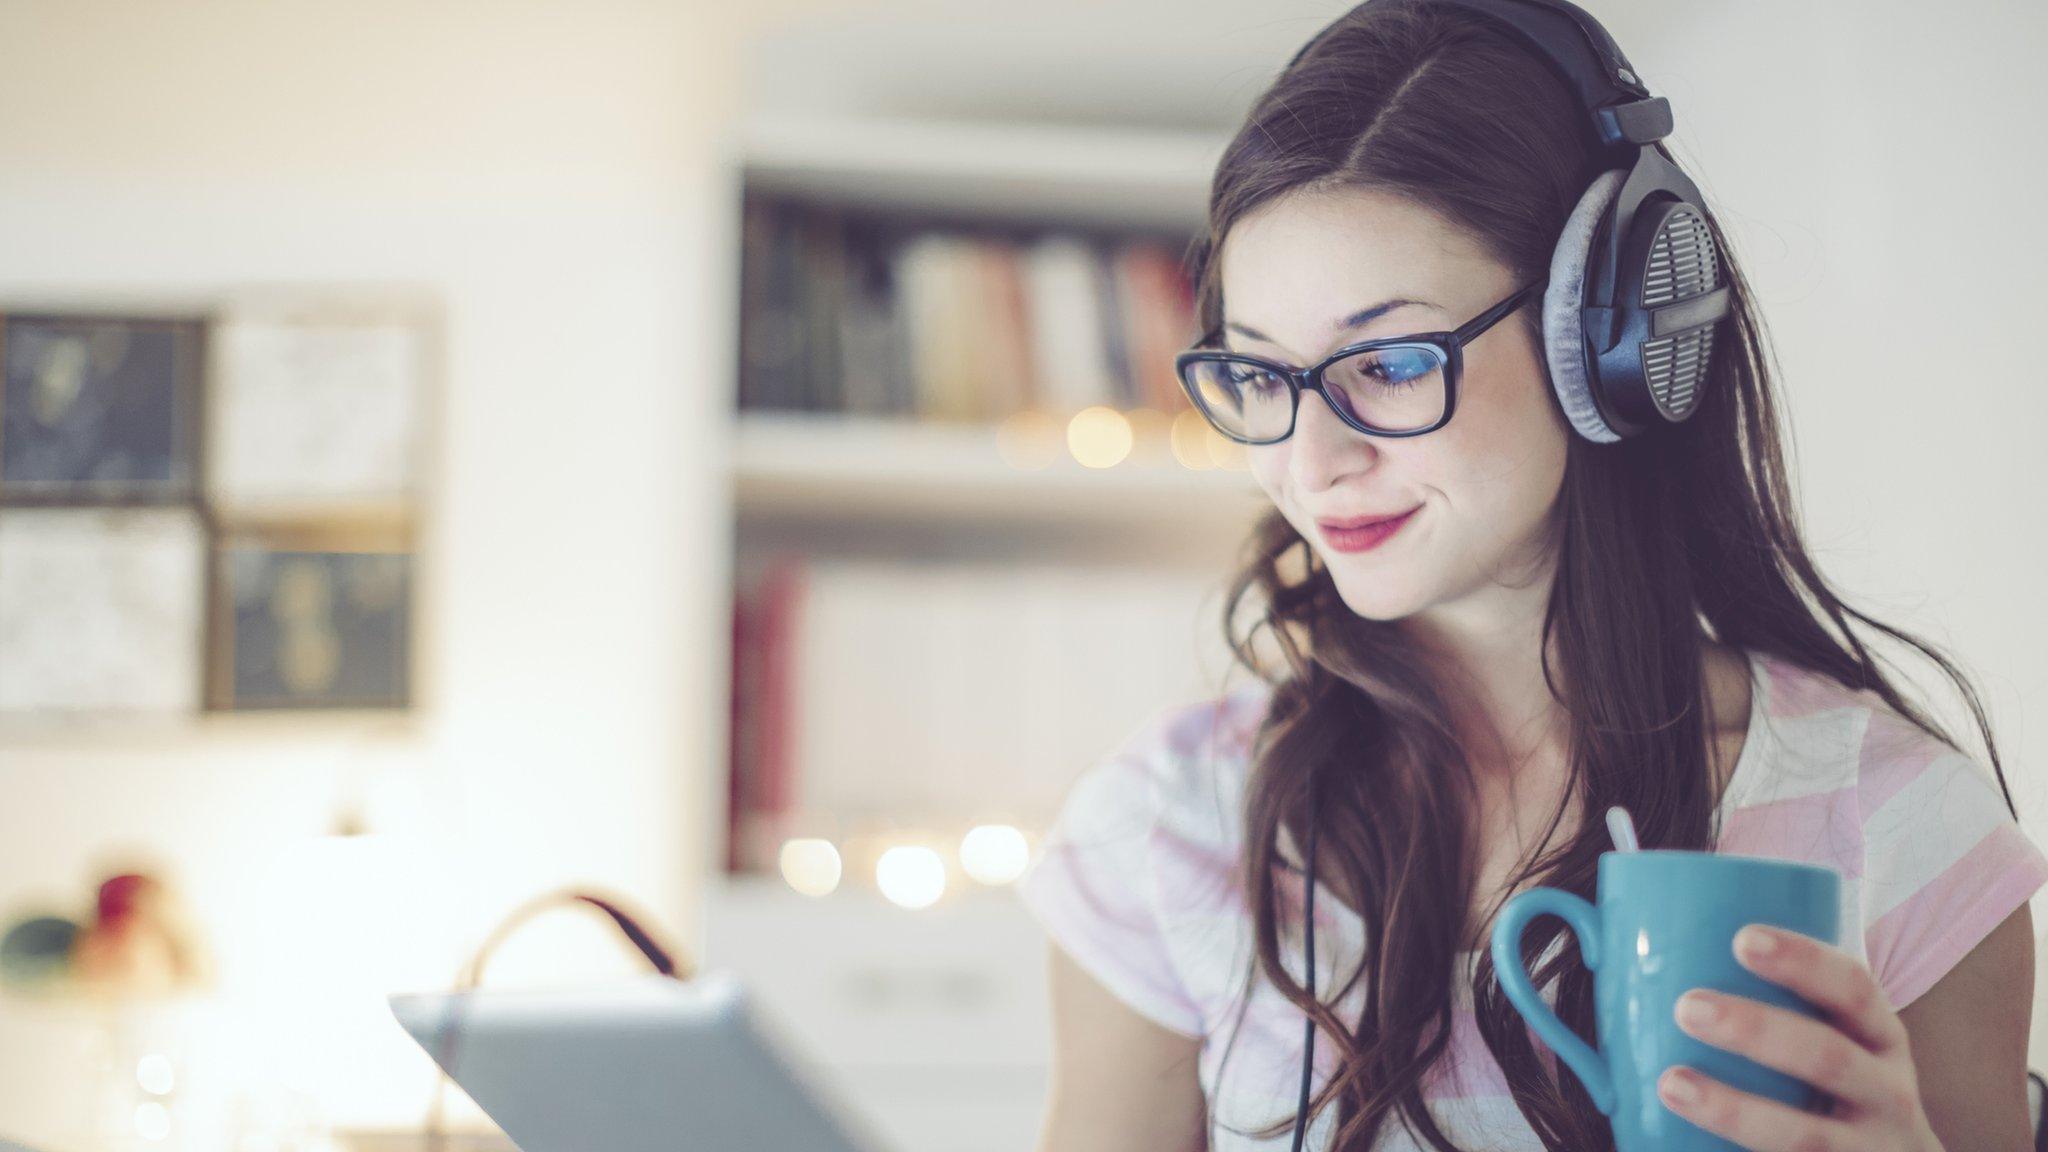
top-left (1288, 381), bottom-right (1379, 492)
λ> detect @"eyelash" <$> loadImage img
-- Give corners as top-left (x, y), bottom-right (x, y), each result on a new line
top-left (1223, 360), bottom-right (1423, 393)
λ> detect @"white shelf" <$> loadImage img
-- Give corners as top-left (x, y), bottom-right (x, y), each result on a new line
top-left (731, 112), bottom-right (1223, 231)
top-left (730, 412), bottom-right (1266, 530)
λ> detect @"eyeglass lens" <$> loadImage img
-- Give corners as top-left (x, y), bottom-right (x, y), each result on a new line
top-left (1181, 344), bottom-right (1448, 441)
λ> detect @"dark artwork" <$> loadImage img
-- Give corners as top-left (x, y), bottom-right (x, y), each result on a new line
top-left (0, 315), bottom-right (202, 501)
top-left (220, 548), bottom-right (411, 709)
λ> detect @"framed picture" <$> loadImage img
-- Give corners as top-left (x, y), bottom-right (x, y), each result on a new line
top-left (0, 314), bottom-right (204, 504)
top-left (208, 317), bottom-right (426, 510)
top-left (0, 293), bottom-right (435, 722)
top-left (207, 521), bottom-right (414, 711)
top-left (0, 508), bottom-right (206, 714)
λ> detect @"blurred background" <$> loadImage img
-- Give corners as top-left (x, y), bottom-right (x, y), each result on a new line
top-left (0, 1), bottom-right (2043, 1150)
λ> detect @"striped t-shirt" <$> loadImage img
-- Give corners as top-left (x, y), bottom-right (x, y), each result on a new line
top-left (1017, 648), bottom-right (2048, 1151)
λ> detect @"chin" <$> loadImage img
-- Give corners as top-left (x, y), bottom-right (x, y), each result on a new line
top-left (1326, 563), bottom-right (1428, 622)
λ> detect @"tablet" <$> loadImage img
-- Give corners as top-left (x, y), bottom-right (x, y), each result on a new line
top-left (388, 970), bottom-right (891, 1152)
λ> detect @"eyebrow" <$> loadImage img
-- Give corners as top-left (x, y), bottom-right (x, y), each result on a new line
top-left (1225, 298), bottom-right (1433, 346)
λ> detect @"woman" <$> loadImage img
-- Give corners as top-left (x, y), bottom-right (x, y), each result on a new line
top-left (1018, 3), bottom-right (2047, 1150)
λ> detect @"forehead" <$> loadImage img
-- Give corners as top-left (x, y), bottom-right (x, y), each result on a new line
top-left (1217, 186), bottom-right (1494, 357)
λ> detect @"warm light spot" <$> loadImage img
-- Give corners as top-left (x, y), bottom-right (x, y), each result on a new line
top-left (778, 838), bottom-right (843, 898)
top-left (136, 1053), bottom-right (176, 1096)
top-left (876, 845), bottom-right (947, 909)
top-left (996, 409), bottom-right (1062, 470)
top-left (134, 1101), bottom-right (172, 1142)
top-left (959, 825), bottom-right (1031, 885)
top-left (1169, 410), bottom-right (1216, 470)
top-left (1122, 407), bottom-right (1174, 464)
top-left (1066, 406), bottom-right (1133, 469)
top-left (1204, 426), bottom-right (1249, 471)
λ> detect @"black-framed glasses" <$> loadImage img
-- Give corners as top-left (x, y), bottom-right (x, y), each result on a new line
top-left (1175, 278), bottom-right (1547, 444)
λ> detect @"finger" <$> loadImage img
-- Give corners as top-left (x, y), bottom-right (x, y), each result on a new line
top-left (1732, 924), bottom-right (1906, 1055)
top-left (1659, 1065), bottom-right (1856, 1152)
top-left (1674, 988), bottom-right (1903, 1113)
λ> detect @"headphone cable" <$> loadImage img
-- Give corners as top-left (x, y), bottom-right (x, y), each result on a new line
top-left (1289, 808), bottom-right (1321, 1151)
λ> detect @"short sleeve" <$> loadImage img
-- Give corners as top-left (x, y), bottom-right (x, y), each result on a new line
top-left (1018, 712), bottom-right (1207, 1039)
top-left (1859, 738), bottom-right (2048, 1010)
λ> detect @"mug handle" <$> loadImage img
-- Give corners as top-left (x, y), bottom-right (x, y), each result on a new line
top-left (1488, 887), bottom-right (1615, 1116)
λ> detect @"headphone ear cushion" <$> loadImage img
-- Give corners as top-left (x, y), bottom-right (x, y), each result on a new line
top-left (1543, 168), bottom-right (1630, 443)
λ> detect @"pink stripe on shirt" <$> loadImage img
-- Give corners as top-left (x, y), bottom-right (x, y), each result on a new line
top-left (1865, 819), bottom-right (2048, 1008)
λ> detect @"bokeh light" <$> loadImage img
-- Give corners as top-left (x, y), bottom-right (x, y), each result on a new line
top-left (135, 1053), bottom-right (176, 1096)
top-left (1205, 425), bottom-right (1249, 470)
top-left (875, 845), bottom-right (947, 909)
top-left (133, 1101), bottom-right (171, 1142)
top-left (958, 824), bottom-right (1030, 885)
top-left (1169, 409), bottom-right (1217, 470)
top-left (778, 838), bottom-right (843, 897)
top-left (1066, 406), bottom-right (1133, 468)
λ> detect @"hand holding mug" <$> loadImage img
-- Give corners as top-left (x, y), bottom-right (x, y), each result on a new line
top-left (1490, 849), bottom-right (1846, 1151)
top-left (1656, 922), bottom-right (1943, 1152)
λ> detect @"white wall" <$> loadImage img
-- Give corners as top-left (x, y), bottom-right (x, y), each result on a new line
top-left (0, 0), bottom-right (787, 1141)
top-left (1649, 0), bottom-right (2048, 876)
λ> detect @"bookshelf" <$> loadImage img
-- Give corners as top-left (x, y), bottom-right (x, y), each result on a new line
top-left (731, 409), bottom-right (1264, 530)
top-left (706, 111), bottom-right (1252, 1152)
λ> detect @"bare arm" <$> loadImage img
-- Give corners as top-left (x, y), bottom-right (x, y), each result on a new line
top-left (1897, 903), bottom-right (2037, 1151)
top-left (1034, 939), bottom-right (1208, 1152)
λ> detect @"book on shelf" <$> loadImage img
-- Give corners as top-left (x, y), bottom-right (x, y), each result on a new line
top-left (728, 553), bottom-right (806, 874)
top-left (737, 194), bottom-right (1200, 426)
top-left (725, 552), bottom-right (1241, 881)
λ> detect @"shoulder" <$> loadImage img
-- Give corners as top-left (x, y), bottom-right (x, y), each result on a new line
top-left (1137, 679), bottom-right (1275, 781)
top-left (1719, 653), bottom-right (1978, 867)
top-left (1737, 653), bottom-right (2048, 1005)
top-left (1123, 679), bottom-right (1277, 824)
top-left (1017, 680), bottom-right (1284, 1037)
top-left (1751, 651), bottom-right (2003, 818)
top-left (1729, 652), bottom-right (1943, 805)
top-left (1042, 680), bottom-right (1278, 873)
top-left (1776, 661), bottom-right (2048, 1008)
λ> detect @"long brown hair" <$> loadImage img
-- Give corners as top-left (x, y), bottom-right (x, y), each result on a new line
top-left (1186, 4), bottom-right (2021, 1149)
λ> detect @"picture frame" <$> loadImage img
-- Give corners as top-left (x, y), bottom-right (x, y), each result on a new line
top-left (205, 517), bottom-right (416, 712)
top-left (0, 313), bottom-right (205, 505)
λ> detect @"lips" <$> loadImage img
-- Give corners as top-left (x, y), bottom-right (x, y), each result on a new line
top-left (1315, 507), bottom-right (1420, 531)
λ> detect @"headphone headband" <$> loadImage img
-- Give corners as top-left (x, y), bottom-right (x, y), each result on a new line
top-left (1286, 0), bottom-right (1673, 160)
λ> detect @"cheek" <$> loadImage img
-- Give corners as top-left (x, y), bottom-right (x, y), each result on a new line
top-left (1246, 444), bottom-right (1320, 537)
top-left (1437, 357), bottom-right (1570, 520)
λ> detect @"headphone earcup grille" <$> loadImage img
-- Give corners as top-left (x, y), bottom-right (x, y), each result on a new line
top-left (1638, 205), bottom-right (1719, 419)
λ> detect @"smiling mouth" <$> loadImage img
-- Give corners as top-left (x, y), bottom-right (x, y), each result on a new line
top-left (1315, 507), bottom-right (1422, 532)
top-left (1315, 506), bottom-right (1420, 554)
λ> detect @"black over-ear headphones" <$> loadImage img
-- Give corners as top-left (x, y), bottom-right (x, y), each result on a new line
top-left (1277, 4), bottom-right (1728, 1147)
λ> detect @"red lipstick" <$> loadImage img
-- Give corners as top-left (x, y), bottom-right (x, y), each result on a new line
top-left (1316, 506), bottom-right (1420, 554)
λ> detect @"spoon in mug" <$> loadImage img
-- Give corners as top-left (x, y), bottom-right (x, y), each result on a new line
top-left (1604, 805), bottom-right (1641, 853)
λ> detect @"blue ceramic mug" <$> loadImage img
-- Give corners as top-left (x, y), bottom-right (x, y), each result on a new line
top-left (1489, 850), bottom-right (1842, 1152)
